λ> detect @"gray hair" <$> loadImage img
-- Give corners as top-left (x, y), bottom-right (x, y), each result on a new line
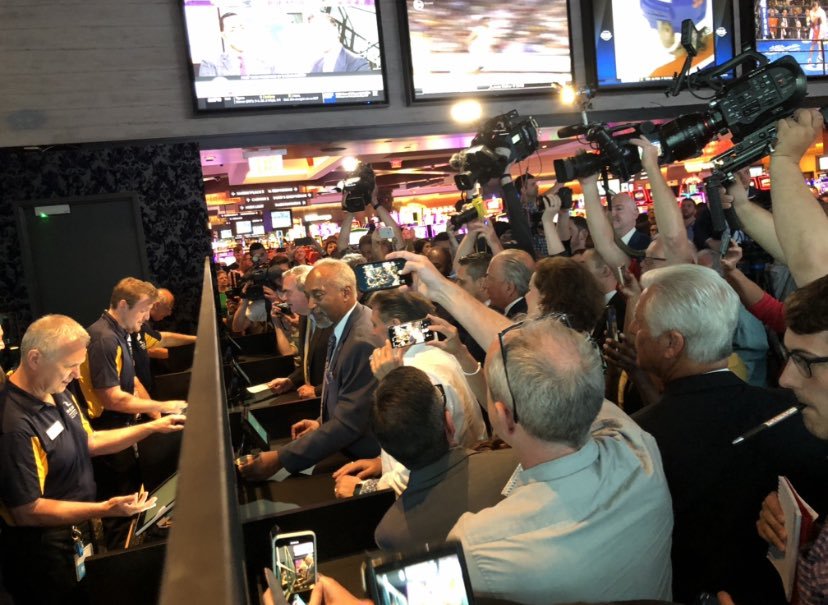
top-left (486, 317), bottom-right (604, 448)
top-left (340, 253), bottom-right (367, 270)
top-left (494, 249), bottom-right (532, 296)
top-left (21, 315), bottom-right (90, 359)
top-left (310, 258), bottom-right (357, 290)
top-left (283, 264), bottom-right (312, 292)
top-left (640, 264), bottom-right (739, 364)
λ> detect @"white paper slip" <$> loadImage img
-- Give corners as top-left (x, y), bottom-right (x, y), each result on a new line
top-left (246, 383), bottom-right (273, 402)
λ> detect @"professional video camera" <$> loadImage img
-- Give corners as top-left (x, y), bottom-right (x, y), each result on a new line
top-left (238, 260), bottom-right (283, 301)
top-left (451, 110), bottom-right (540, 191)
top-left (449, 195), bottom-right (486, 230)
top-left (554, 44), bottom-right (807, 185)
top-left (340, 163), bottom-right (376, 213)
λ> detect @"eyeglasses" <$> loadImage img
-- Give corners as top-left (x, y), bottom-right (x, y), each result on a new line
top-left (641, 255), bottom-right (667, 264)
top-left (496, 313), bottom-right (571, 424)
top-left (780, 343), bottom-right (828, 378)
top-left (434, 383), bottom-right (446, 410)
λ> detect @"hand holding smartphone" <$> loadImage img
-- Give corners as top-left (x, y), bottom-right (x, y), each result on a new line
top-left (388, 318), bottom-right (439, 349)
top-left (270, 529), bottom-right (317, 605)
top-left (354, 259), bottom-right (412, 293)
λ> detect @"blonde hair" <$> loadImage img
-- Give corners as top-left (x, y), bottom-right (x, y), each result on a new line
top-left (110, 277), bottom-right (157, 309)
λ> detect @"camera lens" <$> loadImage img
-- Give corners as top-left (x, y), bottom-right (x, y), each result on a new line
top-left (658, 112), bottom-right (721, 164)
top-left (553, 153), bottom-right (604, 183)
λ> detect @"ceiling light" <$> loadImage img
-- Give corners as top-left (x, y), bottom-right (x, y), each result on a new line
top-left (342, 156), bottom-right (360, 172)
top-left (559, 85), bottom-right (577, 106)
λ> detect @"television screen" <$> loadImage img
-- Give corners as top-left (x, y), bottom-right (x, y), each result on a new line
top-left (753, 2), bottom-right (828, 77)
top-left (589, 0), bottom-right (734, 88)
top-left (399, 0), bottom-right (572, 101)
top-left (270, 209), bottom-right (293, 229)
top-left (182, 0), bottom-right (387, 111)
top-left (820, 156), bottom-right (828, 171)
top-left (219, 228), bottom-right (233, 239)
top-left (252, 224), bottom-right (265, 235)
top-left (235, 220), bottom-right (253, 235)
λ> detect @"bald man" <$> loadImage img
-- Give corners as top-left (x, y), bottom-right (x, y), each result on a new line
top-left (610, 193), bottom-right (650, 252)
top-left (238, 259), bottom-right (380, 478)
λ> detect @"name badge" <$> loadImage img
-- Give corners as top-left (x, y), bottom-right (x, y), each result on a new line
top-left (46, 421), bottom-right (64, 441)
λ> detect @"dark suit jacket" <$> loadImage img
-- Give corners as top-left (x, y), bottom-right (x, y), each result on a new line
top-left (374, 447), bottom-right (519, 551)
top-left (310, 47), bottom-right (370, 73)
top-left (505, 297), bottom-right (527, 320)
top-left (280, 304), bottom-right (380, 472)
top-left (287, 316), bottom-right (331, 394)
top-left (627, 229), bottom-right (651, 252)
top-left (633, 372), bottom-right (828, 604)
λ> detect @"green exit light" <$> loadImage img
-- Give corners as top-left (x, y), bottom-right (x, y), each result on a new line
top-left (38, 213), bottom-right (48, 219)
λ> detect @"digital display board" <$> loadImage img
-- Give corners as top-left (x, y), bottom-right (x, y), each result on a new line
top-left (753, 1), bottom-right (828, 78)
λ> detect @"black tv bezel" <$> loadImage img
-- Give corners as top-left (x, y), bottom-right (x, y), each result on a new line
top-left (582, 0), bottom-right (736, 92)
top-left (180, 0), bottom-right (391, 114)
top-left (270, 208), bottom-right (294, 229)
top-left (745, 1), bottom-right (828, 81)
top-left (396, 0), bottom-right (576, 104)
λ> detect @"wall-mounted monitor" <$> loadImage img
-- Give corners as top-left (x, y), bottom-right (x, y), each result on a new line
top-left (219, 228), bottom-right (233, 239)
top-left (399, 0), bottom-right (573, 101)
top-left (752, 2), bottom-right (828, 78)
top-left (587, 0), bottom-right (734, 89)
top-left (252, 224), bottom-right (265, 235)
top-left (182, 1), bottom-right (387, 112)
top-left (819, 156), bottom-right (828, 171)
top-left (270, 209), bottom-right (293, 229)
top-left (234, 220), bottom-right (253, 235)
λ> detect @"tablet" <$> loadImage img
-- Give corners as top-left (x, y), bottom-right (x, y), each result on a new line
top-left (134, 473), bottom-right (178, 538)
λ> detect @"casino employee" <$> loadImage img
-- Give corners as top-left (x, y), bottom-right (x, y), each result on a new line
top-left (0, 315), bottom-right (185, 604)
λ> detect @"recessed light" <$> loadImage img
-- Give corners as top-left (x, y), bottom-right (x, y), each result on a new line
top-left (321, 146), bottom-right (346, 152)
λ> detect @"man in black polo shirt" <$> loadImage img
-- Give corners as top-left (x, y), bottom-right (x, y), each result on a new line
top-left (0, 314), bottom-right (185, 604)
top-left (78, 278), bottom-right (187, 535)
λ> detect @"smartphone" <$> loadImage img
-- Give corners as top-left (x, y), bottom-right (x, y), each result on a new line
top-left (606, 306), bottom-right (619, 342)
top-left (363, 542), bottom-right (475, 605)
top-left (354, 259), bottom-right (411, 293)
top-left (388, 319), bottom-right (438, 349)
top-left (293, 237), bottom-right (315, 247)
top-left (615, 266), bottom-right (628, 289)
top-left (271, 529), bottom-right (317, 605)
top-left (378, 226), bottom-right (395, 240)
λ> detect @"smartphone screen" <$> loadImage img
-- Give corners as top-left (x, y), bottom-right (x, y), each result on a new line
top-left (606, 306), bottom-right (619, 342)
top-left (388, 319), bottom-right (437, 349)
top-left (272, 531), bottom-right (317, 605)
top-left (364, 544), bottom-right (473, 605)
top-left (354, 259), bottom-right (410, 293)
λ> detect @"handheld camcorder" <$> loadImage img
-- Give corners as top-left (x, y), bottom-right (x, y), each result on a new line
top-left (239, 261), bottom-right (283, 301)
top-left (449, 195), bottom-right (487, 230)
top-left (555, 48), bottom-right (808, 184)
top-left (340, 163), bottom-right (376, 213)
top-left (450, 110), bottom-right (540, 191)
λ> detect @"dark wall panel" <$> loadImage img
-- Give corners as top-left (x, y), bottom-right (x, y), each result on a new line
top-left (0, 142), bottom-right (211, 336)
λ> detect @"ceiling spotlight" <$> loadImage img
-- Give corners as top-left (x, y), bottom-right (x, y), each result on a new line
top-left (450, 99), bottom-right (483, 124)
top-left (342, 156), bottom-right (360, 172)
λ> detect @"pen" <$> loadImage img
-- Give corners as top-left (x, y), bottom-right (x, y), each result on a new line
top-left (732, 405), bottom-right (803, 445)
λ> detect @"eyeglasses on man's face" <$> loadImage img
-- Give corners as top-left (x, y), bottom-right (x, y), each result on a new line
top-left (781, 343), bottom-right (828, 379)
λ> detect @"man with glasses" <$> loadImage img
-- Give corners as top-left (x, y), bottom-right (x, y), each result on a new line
top-left (448, 316), bottom-right (673, 604)
top-left (748, 273), bottom-right (828, 605)
top-left (631, 264), bottom-right (828, 604)
top-left (371, 366), bottom-right (517, 552)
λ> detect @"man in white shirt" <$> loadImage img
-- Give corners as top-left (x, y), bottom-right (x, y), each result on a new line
top-left (448, 316), bottom-right (673, 604)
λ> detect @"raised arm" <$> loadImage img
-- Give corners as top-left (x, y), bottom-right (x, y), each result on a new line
top-left (770, 108), bottom-right (828, 285)
top-left (337, 209), bottom-right (356, 255)
top-left (580, 173), bottom-right (631, 268)
top-left (373, 192), bottom-right (405, 251)
top-left (540, 193), bottom-right (565, 257)
top-left (726, 169), bottom-right (786, 264)
top-left (633, 136), bottom-right (695, 265)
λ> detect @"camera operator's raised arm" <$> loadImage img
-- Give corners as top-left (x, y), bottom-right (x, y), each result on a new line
top-left (371, 188), bottom-right (405, 252)
top-left (580, 172), bottom-right (631, 269)
top-left (633, 136), bottom-right (695, 265)
top-left (725, 169), bottom-right (786, 264)
top-left (499, 172), bottom-right (535, 258)
top-left (540, 194), bottom-right (566, 256)
top-left (770, 108), bottom-right (828, 285)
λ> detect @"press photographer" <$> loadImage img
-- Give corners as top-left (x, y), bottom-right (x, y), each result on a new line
top-left (231, 243), bottom-right (284, 336)
top-left (449, 110), bottom-right (540, 258)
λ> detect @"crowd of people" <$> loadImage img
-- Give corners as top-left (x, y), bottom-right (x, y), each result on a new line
top-left (3, 109), bottom-right (828, 605)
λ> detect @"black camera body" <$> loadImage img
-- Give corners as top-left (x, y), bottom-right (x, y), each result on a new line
top-left (554, 52), bottom-right (808, 184)
top-left (451, 110), bottom-right (540, 191)
top-left (530, 187), bottom-right (573, 229)
top-left (341, 164), bottom-right (376, 213)
top-left (239, 262), bottom-right (283, 301)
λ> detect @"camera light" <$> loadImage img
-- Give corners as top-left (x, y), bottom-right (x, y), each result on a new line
top-left (560, 85), bottom-right (577, 106)
top-left (342, 156), bottom-right (360, 172)
top-left (450, 99), bottom-right (483, 124)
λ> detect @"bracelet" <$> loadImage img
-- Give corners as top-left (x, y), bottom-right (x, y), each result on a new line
top-left (462, 361), bottom-right (482, 376)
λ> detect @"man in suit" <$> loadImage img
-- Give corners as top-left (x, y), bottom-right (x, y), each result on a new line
top-left (239, 259), bottom-right (380, 477)
top-left (485, 249), bottom-right (533, 319)
top-left (611, 193), bottom-right (650, 252)
top-left (373, 366), bottom-right (516, 551)
top-left (267, 265), bottom-right (331, 399)
top-left (632, 264), bottom-right (828, 604)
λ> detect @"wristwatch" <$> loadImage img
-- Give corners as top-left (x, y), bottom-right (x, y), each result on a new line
top-left (353, 482), bottom-right (363, 496)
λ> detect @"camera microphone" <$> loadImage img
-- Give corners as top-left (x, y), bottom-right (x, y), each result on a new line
top-left (557, 124), bottom-right (589, 138)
